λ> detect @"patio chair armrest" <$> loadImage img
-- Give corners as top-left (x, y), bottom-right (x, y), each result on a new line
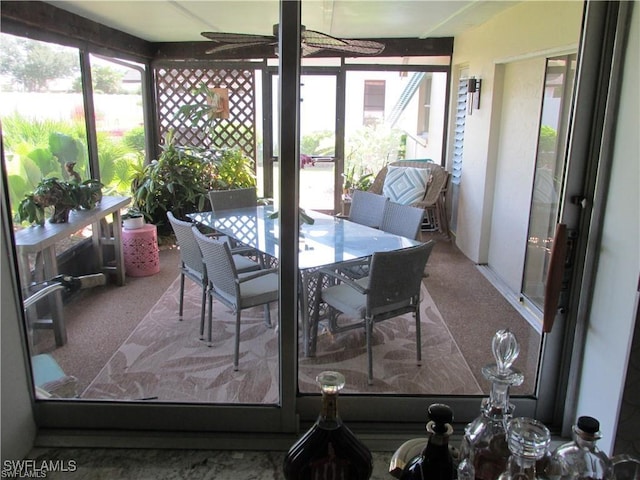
top-left (230, 245), bottom-right (256, 255)
top-left (238, 268), bottom-right (278, 283)
top-left (317, 267), bottom-right (369, 294)
top-left (337, 257), bottom-right (370, 270)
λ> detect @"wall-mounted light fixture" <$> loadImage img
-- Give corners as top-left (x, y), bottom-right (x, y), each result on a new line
top-left (467, 77), bottom-right (481, 115)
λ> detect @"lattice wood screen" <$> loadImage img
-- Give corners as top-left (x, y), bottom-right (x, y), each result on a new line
top-left (154, 67), bottom-right (256, 162)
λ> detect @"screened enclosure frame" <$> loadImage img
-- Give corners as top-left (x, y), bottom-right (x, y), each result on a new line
top-left (0, 0), bottom-right (628, 447)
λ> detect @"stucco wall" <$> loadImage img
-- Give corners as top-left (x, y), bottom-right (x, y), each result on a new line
top-left (450, 1), bottom-right (583, 263)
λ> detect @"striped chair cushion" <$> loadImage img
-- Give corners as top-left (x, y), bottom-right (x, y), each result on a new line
top-left (382, 166), bottom-right (430, 205)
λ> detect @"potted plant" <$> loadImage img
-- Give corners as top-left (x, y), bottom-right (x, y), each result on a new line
top-left (130, 131), bottom-right (258, 233)
top-left (17, 177), bottom-right (103, 225)
top-left (342, 165), bottom-right (374, 196)
top-left (122, 207), bottom-right (145, 230)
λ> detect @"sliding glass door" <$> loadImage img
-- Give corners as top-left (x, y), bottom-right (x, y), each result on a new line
top-left (2, 0), bottom-right (627, 441)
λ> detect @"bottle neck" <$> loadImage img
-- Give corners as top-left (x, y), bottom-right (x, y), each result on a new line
top-left (487, 380), bottom-right (510, 412)
top-left (426, 433), bottom-right (450, 448)
top-left (574, 434), bottom-right (598, 451)
top-left (423, 422), bottom-right (453, 455)
top-left (318, 392), bottom-right (340, 428)
top-left (508, 455), bottom-right (538, 479)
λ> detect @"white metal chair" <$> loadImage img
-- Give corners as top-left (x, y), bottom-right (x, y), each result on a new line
top-left (167, 211), bottom-right (260, 339)
top-left (193, 227), bottom-right (279, 370)
top-left (314, 241), bottom-right (435, 385)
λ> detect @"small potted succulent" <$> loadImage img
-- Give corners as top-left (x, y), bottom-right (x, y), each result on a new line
top-left (122, 207), bottom-right (145, 230)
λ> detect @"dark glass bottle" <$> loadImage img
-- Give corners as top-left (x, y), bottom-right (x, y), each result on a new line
top-left (400, 404), bottom-right (455, 480)
top-left (458, 329), bottom-right (524, 480)
top-left (282, 371), bottom-right (373, 480)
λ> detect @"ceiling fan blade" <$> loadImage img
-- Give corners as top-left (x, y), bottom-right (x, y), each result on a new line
top-left (201, 31), bottom-right (275, 44)
top-left (302, 29), bottom-right (385, 55)
top-left (302, 29), bottom-right (350, 48)
top-left (320, 39), bottom-right (385, 55)
top-left (202, 25), bottom-right (384, 57)
top-left (205, 41), bottom-right (277, 55)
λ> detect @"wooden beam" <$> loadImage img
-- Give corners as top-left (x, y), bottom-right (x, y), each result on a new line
top-left (1, 1), bottom-right (154, 61)
top-left (154, 37), bottom-right (453, 62)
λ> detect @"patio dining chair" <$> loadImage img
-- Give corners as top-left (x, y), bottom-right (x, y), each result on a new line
top-left (313, 240), bottom-right (435, 385)
top-left (208, 187), bottom-right (257, 214)
top-left (193, 227), bottom-right (279, 370)
top-left (343, 189), bottom-right (388, 229)
top-left (208, 187), bottom-right (265, 263)
top-left (380, 201), bottom-right (425, 240)
top-left (167, 211), bottom-right (261, 339)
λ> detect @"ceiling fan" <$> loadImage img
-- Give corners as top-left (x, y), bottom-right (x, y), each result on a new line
top-left (201, 24), bottom-right (385, 56)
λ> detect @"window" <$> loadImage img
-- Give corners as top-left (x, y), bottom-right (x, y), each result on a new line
top-left (363, 80), bottom-right (385, 125)
top-left (417, 75), bottom-right (433, 139)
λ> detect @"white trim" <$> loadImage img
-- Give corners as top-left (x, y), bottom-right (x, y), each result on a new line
top-left (476, 264), bottom-right (543, 334)
top-left (494, 44), bottom-right (580, 65)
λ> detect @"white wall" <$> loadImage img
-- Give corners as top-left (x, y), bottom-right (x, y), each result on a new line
top-left (488, 58), bottom-right (546, 291)
top-left (1, 226), bottom-right (37, 461)
top-left (450, 1), bottom-right (583, 263)
top-left (575, 5), bottom-right (640, 453)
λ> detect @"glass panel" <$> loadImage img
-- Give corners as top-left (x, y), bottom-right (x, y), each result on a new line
top-left (300, 75), bottom-right (336, 212)
top-left (298, 68), bottom-right (453, 396)
top-left (342, 70), bottom-right (447, 194)
top-left (272, 74), bottom-right (337, 212)
top-left (0, 33), bottom-right (94, 397)
top-left (522, 55), bottom-right (577, 310)
top-left (89, 54), bottom-right (146, 198)
top-left (1, 34), bottom-right (88, 219)
top-left (345, 56), bottom-right (451, 66)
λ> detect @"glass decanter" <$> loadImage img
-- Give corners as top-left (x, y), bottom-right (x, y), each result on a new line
top-left (400, 403), bottom-right (456, 480)
top-left (282, 371), bottom-right (373, 480)
top-left (458, 329), bottom-right (525, 480)
top-left (498, 417), bottom-right (551, 480)
top-left (550, 416), bottom-right (614, 480)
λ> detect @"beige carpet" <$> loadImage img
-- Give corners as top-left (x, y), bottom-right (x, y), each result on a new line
top-left (82, 275), bottom-right (481, 403)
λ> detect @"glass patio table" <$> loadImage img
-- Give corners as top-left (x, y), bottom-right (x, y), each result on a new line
top-left (189, 205), bottom-right (420, 356)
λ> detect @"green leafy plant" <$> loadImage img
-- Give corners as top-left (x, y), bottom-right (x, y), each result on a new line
top-left (130, 131), bottom-right (220, 231)
top-left (130, 132), bottom-right (258, 232)
top-left (121, 206), bottom-right (143, 220)
top-left (342, 164), bottom-right (374, 193)
top-left (3, 113), bottom-right (141, 217)
top-left (214, 148), bottom-right (257, 190)
top-left (17, 177), bottom-right (103, 225)
top-left (175, 82), bottom-right (221, 127)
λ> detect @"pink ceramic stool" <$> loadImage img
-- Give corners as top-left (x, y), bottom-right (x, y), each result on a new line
top-left (122, 224), bottom-right (160, 277)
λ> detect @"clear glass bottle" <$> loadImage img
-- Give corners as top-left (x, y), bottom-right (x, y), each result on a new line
top-left (282, 371), bottom-right (373, 480)
top-left (498, 417), bottom-right (551, 480)
top-left (400, 403), bottom-right (456, 480)
top-left (550, 416), bottom-right (614, 480)
top-left (458, 329), bottom-right (525, 480)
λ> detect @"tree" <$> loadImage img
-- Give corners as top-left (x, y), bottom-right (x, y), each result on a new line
top-left (0, 36), bottom-right (78, 91)
top-left (71, 64), bottom-right (124, 94)
top-left (92, 65), bottom-right (124, 94)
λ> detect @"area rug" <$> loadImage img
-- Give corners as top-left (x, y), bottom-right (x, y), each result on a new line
top-left (82, 276), bottom-right (481, 403)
